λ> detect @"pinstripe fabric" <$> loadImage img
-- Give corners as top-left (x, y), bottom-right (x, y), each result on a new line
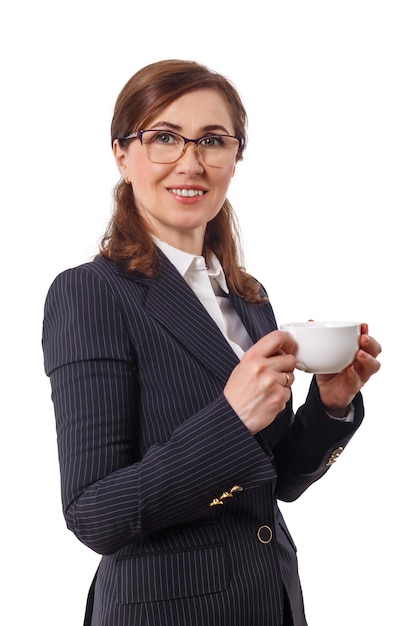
top-left (42, 253), bottom-right (364, 626)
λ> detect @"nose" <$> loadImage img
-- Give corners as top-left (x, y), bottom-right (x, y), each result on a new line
top-left (175, 142), bottom-right (204, 174)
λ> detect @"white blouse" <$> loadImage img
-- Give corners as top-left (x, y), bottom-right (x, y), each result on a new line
top-left (154, 238), bottom-right (252, 359)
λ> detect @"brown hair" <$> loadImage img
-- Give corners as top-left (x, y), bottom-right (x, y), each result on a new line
top-left (99, 59), bottom-right (265, 303)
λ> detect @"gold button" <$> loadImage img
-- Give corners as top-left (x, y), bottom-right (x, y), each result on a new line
top-left (326, 446), bottom-right (344, 466)
top-left (220, 492), bottom-right (233, 500)
top-left (230, 485), bottom-right (243, 494)
top-left (257, 525), bottom-right (273, 544)
top-left (209, 498), bottom-right (224, 507)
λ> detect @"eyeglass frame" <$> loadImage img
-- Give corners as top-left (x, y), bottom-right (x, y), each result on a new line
top-left (120, 129), bottom-right (244, 165)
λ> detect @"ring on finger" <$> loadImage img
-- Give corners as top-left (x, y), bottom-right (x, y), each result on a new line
top-left (283, 372), bottom-right (290, 387)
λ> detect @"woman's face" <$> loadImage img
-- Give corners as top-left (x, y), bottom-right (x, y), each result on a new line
top-left (113, 88), bottom-right (237, 254)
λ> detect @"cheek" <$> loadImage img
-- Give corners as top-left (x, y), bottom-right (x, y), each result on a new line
top-left (130, 165), bottom-right (174, 208)
top-left (131, 162), bottom-right (174, 186)
top-left (218, 167), bottom-right (235, 191)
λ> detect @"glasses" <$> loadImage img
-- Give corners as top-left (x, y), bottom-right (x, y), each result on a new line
top-left (122, 129), bottom-right (243, 168)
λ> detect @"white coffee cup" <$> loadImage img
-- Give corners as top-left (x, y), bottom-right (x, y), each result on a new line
top-left (279, 321), bottom-right (361, 374)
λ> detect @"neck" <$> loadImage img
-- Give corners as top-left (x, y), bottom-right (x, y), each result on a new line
top-left (154, 231), bottom-right (205, 256)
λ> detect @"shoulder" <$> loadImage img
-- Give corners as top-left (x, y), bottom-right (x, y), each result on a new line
top-left (46, 256), bottom-right (116, 291)
top-left (42, 257), bottom-right (136, 374)
top-left (45, 256), bottom-right (152, 302)
top-left (43, 257), bottom-right (130, 342)
top-left (254, 278), bottom-right (269, 301)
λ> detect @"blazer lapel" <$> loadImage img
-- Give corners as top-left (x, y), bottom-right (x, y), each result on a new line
top-left (228, 289), bottom-right (277, 344)
top-left (115, 254), bottom-right (275, 385)
top-left (142, 256), bottom-right (240, 384)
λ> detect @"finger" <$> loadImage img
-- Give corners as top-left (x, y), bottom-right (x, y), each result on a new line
top-left (359, 333), bottom-right (382, 358)
top-left (344, 362), bottom-right (363, 388)
top-left (267, 353), bottom-right (297, 375)
top-left (245, 330), bottom-right (296, 359)
top-left (280, 371), bottom-right (294, 388)
top-left (354, 349), bottom-right (381, 382)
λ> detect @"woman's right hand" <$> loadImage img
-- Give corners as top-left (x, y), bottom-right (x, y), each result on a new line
top-left (223, 330), bottom-right (297, 434)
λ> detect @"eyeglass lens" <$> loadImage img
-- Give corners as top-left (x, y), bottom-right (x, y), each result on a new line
top-left (141, 130), bottom-right (239, 166)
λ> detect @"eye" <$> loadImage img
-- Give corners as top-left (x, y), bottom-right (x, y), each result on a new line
top-left (199, 135), bottom-right (225, 148)
top-left (148, 131), bottom-right (181, 145)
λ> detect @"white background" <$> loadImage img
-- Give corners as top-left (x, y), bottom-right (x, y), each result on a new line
top-left (1, 1), bottom-right (416, 624)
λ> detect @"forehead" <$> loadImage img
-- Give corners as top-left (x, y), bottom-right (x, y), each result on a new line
top-left (148, 88), bottom-right (234, 132)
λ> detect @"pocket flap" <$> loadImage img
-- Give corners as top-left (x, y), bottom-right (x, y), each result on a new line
top-left (117, 544), bottom-right (229, 604)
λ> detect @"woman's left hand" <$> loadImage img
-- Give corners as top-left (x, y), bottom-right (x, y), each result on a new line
top-left (316, 323), bottom-right (382, 413)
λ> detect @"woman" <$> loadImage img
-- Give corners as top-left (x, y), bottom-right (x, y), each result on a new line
top-left (42, 59), bottom-right (381, 626)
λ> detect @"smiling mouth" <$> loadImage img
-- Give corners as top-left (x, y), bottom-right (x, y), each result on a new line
top-left (168, 188), bottom-right (206, 198)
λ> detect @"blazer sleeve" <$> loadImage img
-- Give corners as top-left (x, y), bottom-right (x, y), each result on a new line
top-left (272, 377), bottom-right (364, 502)
top-left (42, 265), bottom-right (278, 555)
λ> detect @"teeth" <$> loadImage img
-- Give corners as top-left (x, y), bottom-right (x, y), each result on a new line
top-left (170, 188), bottom-right (204, 197)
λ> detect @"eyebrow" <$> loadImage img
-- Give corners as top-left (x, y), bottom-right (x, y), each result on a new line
top-left (149, 121), bottom-right (232, 135)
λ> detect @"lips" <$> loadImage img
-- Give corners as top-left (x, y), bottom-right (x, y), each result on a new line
top-left (168, 188), bottom-right (206, 198)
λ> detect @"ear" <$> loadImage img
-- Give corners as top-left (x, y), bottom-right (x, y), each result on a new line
top-left (113, 140), bottom-right (129, 180)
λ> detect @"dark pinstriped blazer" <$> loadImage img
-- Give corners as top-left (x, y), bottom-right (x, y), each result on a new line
top-left (42, 253), bottom-right (364, 626)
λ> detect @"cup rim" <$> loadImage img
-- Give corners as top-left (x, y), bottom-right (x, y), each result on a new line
top-left (280, 321), bottom-right (360, 329)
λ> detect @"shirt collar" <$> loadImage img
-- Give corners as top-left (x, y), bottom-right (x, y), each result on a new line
top-left (153, 237), bottom-right (229, 294)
